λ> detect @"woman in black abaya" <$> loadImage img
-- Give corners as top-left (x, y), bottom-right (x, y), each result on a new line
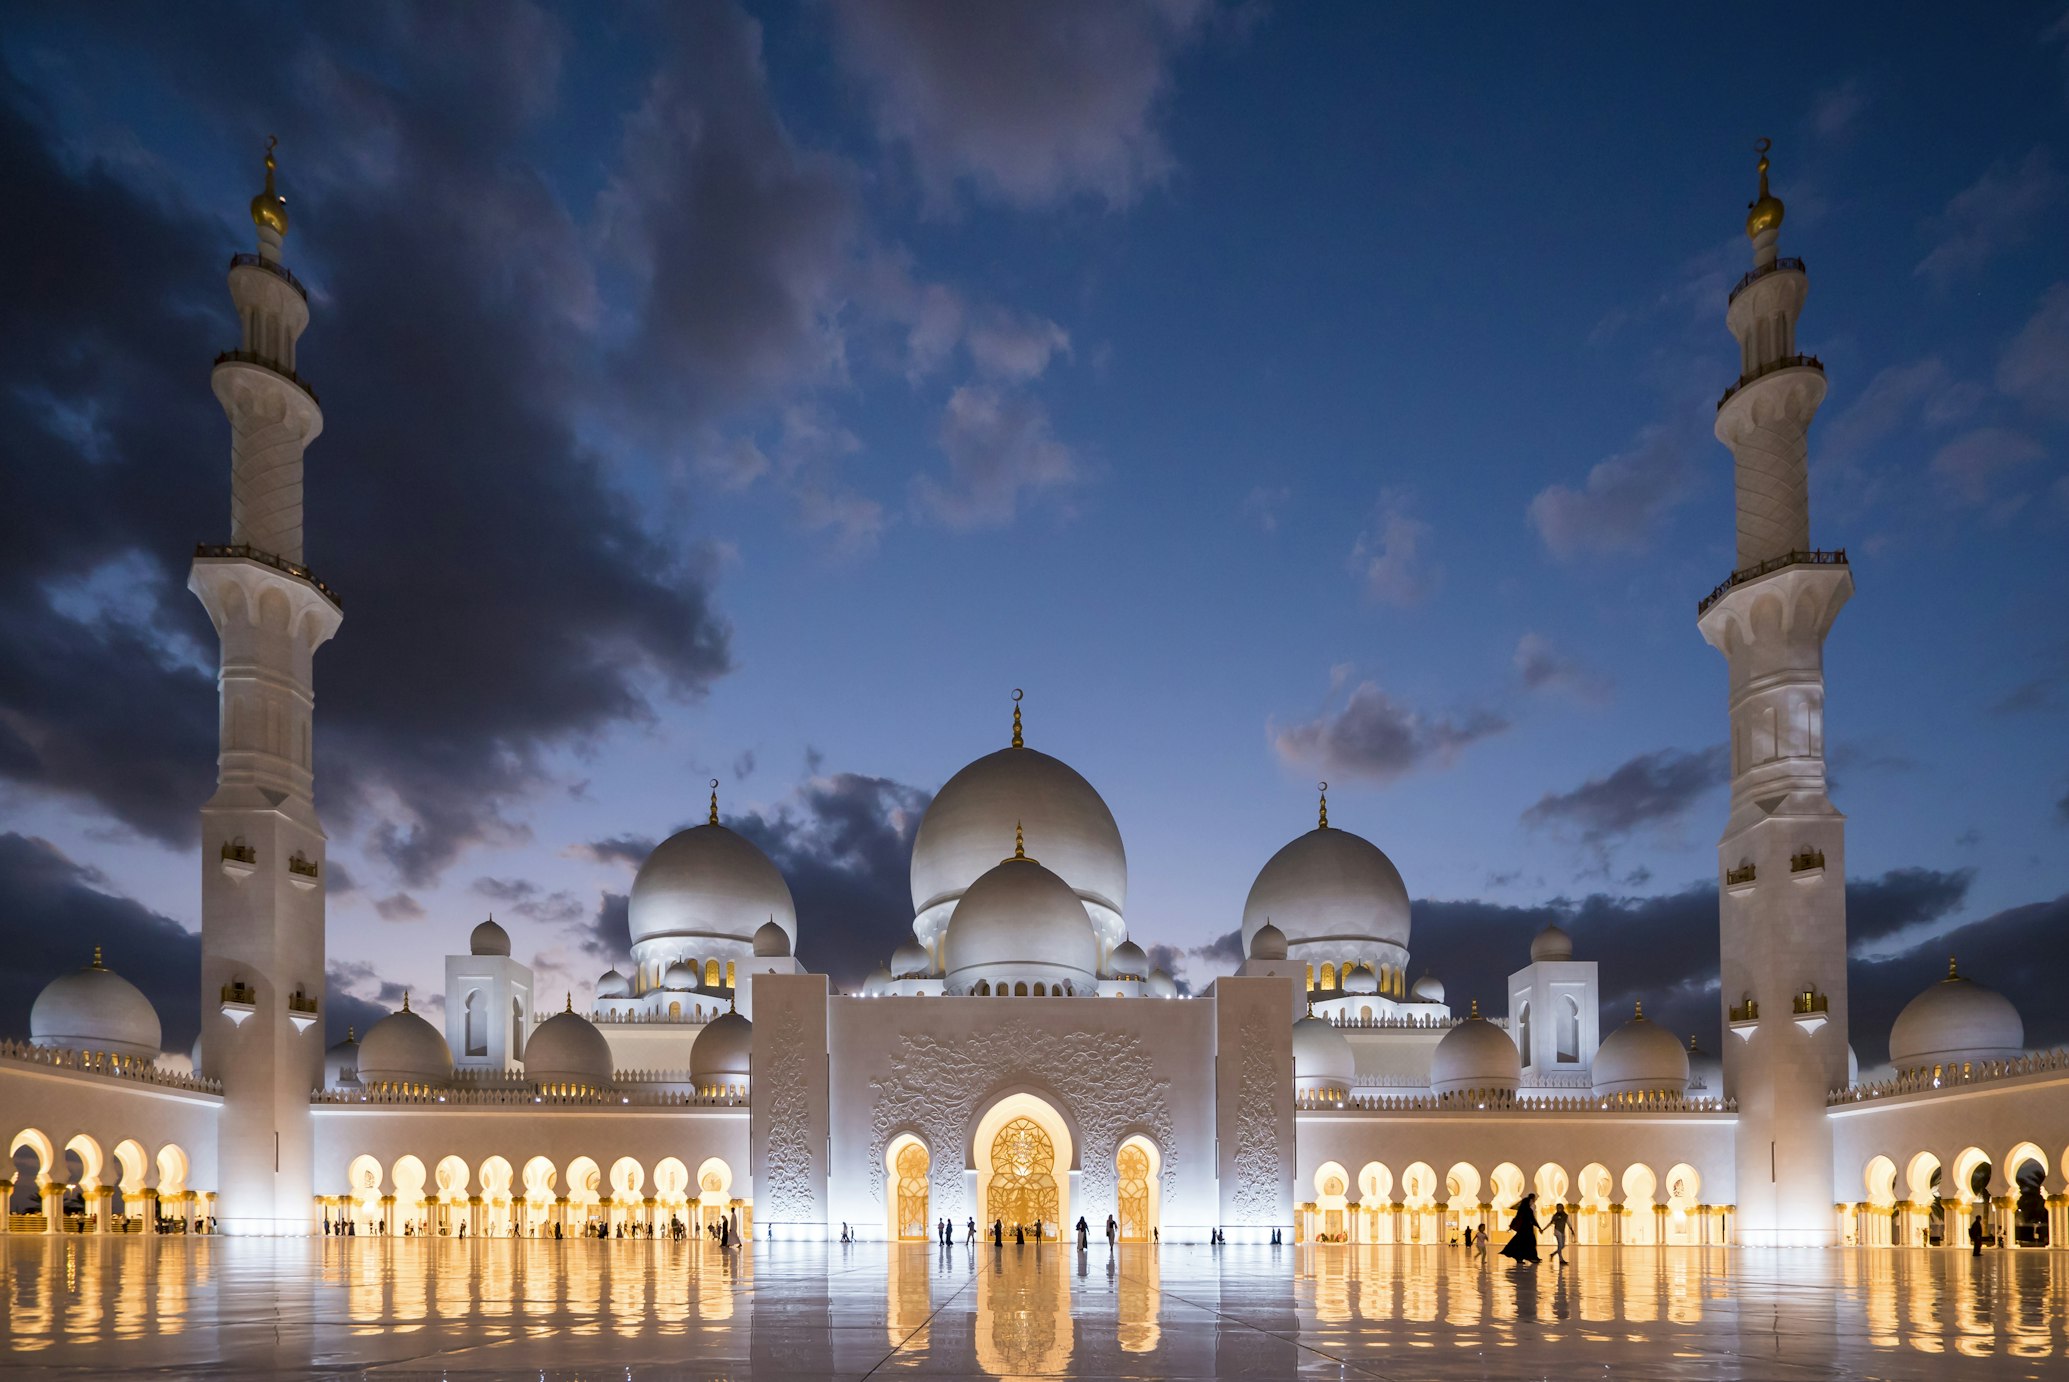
top-left (1500, 1192), bottom-right (1541, 1265)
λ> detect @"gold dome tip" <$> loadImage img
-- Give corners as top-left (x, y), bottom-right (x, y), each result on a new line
top-left (1634, 1000), bottom-right (1645, 1019)
top-left (1744, 137), bottom-right (1784, 239)
top-left (1468, 998), bottom-right (1480, 1019)
top-left (1011, 688), bottom-right (1024, 748)
top-left (709, 778), bottom-right (720, 826)
top-left (250, 135), bottom-right (289, 237)
top-left (91, 944), bottom-right (104, 968)
top-left (1318, 780), bottom-right (1329, 830)
top-left (1012, 819), bottom-right (1027, 860)
top-left (1947, 955), bottom-right (1959, 980)
top-left (401, 989), bottom-right (411, 1014)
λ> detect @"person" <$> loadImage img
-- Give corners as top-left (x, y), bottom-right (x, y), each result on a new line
top-left (993, 1219), bottom-right (1003, 1246)
top-left (1970, 1215), bottom-right (1983, 1257)
top-left (1500, 1193), bottom-right (1540, 1266)
top-left (1474, 1224), bottom-right (1488, 1263)
top-left (1463, 1225), bottom-right (1473, 1250)
top-left (1549, 1205), bottom-right (1570, 1266)
top-left (554, 1221), bottom-right (562, 1239)
top-left (1152, 1227), bottom-right (1158, 1244)
top-left (1106, 1215), bottom-right (1117, 1248)
top-left (966, 1217), bottom-right (976, 1244)
top-left (1076, 1216), bottom-right (1089, 1248)
top-left (1032, 1220), bottom-right (1042, 1243)
top-left (1014, 1224), bottom-right (1025, 1245)
top-left (458, 1222), bottom-right (466, 1240)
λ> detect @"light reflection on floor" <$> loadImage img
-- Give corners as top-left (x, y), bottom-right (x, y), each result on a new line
top-left (1, 1237), bottom-right (2065, 1378)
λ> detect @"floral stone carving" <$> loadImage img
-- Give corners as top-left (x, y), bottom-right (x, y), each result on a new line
top-left (759, 993), bottom-right (819, 1221)
top-left (1231, 1015), bottom-right (1283, 1223)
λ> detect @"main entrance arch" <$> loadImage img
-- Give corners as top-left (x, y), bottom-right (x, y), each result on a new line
top-left (888, 1134), bottom-right (930, 1241)
top-left (972, 1092), bottom-right (1073, 1240)
top-left (1117, 1136), bottom-right (1160, 1241)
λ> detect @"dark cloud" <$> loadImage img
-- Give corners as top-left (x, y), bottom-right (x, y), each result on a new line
top-left (1139, 942), bottom-right (1194, 994)
top-left (572, 890), bottom-right (633, 967)
top-left (1271, 680), bottom-right (1508, 784)
top-left (372, 892), bottom-right (426, 922)
top-left (1528, 425), bottom-right (1699, 561)
top-left (1852, 892), bottom-right (2069, 1067)
top-left (1513, 633), bottom-right (1611, 704)
top-left (732, 772), bottom-right (932, 987)
top-left (1193, 928), bottom-right (1244, 967)
top-left (1521, 746), bottom-right (1727, 860)
top-left (732, 750), bottom-right (757, 781)
top-left (572, 836), bottom-right (658, 870)
top-left (829, 0), bottom-right (1213, 210)
top-left (0, 10), bottom-right (740, 883)
top-left (472, 875), bottom-right (582, 925)
top-left (911, 385), bottom-right (1082, 529)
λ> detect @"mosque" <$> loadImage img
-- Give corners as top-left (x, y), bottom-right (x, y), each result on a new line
top-left (4, 143), bottom-right (2067, 1254)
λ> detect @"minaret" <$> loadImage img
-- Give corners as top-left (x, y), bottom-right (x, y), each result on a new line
top-left (1697, 141), bottom-right (1851, 1246)
top-left (189, 139), bottom-right (340, 1235)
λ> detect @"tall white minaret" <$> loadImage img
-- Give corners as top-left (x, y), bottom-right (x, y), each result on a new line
top-left (189, 139), bottom-right (340, 1235)
top-left (1697, 141), bottom-right (1851, 1246)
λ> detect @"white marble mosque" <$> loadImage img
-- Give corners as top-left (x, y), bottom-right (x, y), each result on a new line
top-left (5, 142), bottom-right (2068, 1263)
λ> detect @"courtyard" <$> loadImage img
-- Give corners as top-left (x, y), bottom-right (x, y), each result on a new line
top-left (1, 1237), bottom-right (2063, 1379)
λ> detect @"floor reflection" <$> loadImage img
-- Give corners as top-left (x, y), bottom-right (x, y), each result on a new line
top-left (1, 1237), bottom-right (2064, 1377)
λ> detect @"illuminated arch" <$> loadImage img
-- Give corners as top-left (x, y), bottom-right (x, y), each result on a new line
top-left (1534, 1162), bottom-right (1570, 1203)
top-left (1905, 1150), bottom-right (1942, 1205)
top-left (1488, 1162), bottom-right (1527, 1212)
top-left (63, 1133), bottom-right (105, 1191)
top-left (1117, 1136), bottom-right (1160, 1242)
top-left (10, 1128), bottom-right (54, 1182)
top-left (1951, 1146), bottom-right (1992, 1205)
top-left (1863, 1155), bottom-right (1898, 1206)
top-left (434, 1155), bottom-right (470, 1201)
top-left (154, 1144), bottom-right (189, 1198)
top-left (112, 1139), bottom-right (149, 1197)
top-left (654, 1157), bottom-right (690, 1206)
top-left (1578, 1162), bottom-right (1614, 1208)
top-left (973, 1093), bottom-right (1073, 1238)
top-left (887, 1134), bottom-right (930, 1241)
top-left (1443, 1162), bottom-right (1480, 1210)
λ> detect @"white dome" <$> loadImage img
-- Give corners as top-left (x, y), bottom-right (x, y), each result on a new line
top-left (595, 968), bottom-right (631, 999)
top-left (910, 742), bottom-right (1127, 950)
top-left (753, 919), bottom-right (792, 958)
top-left (1292, 1014), bottom-right (1355, 1093)
top-left (29, 951), bottom-right (162, 1060)
top-left (1342, 964), bottom-right (1380, 994)
top-left (1410, 973), bottom-right (1445, 1003)
top-left (1594, 1007), bottom-right (1690, 1095)
top-left (661, 961), bottom-right (698, 991)
top-left (1250, 921), bottom-right (1288, 961)
top-left (1888, 962), bottom-right (2024, 1071)
top-left (629, 823), bottom-right (797, 951)
top-left (691, 1010), bottom-right (753, 1086)
top-left (356, 1005), bottom-right (452, 1089)
top-left (323, 1030), bottom-right (361, 1089)
top-left (1241, 825), bottom-right (1411, 958)
top-left (470, 916), bottom-right (511, 957)
top-left (1430, 1007), bottom-right (1520, 1095)
top-left (1529, 924), bottom-right (1573, 963)
top-left (889, 942), bottom-right (932, 979)
top-left (1686, 1035), bottom-right (1723, 1097)
top-left (862, 965), bottom-right (894, 997)
top-left (1147, 968), bottom-right (1178, 998)
top-left (1109, 940), bottom-right (1149, 979)
top-left (942, 851), bottom-right (1099, 994)
top-left (524, 1007), bottom-right (613, 1090)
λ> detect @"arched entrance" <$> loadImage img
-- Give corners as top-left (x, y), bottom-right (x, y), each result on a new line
top-left (972, 1093), bottom-right (1072, 1240)
top-left (888, 1135), bottom-right (930, 1241)
top-left (1117, 1136), bottom-right (1159, 1241)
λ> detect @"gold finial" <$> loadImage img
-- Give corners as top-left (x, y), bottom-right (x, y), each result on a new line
top-left (1947, 955), bottom-right (1959, 980)
top-left (401, 989), bottom-right (410, 1014)
top-left (250, 134), bottom-right (290, 237)
top-left (1317, 781), bottom-right (1329, 830)
top-left (1634, 1000), bottom-right (1645, 1019)
top-left (1013, 819), bottom-right (1027, 860)
top-left (91, 945), bottom-right (104, 969)
top-left (709, 778), bottom-right (720, 826)
top-left (1745, 137), bottom-right (1784, 239)
top-left (1469, 998), bottom-right (1480, 1019)
top-left (565, 992), bottom-right (573, 1014)
top-left (346, 1026), bottom-right (356, 1042)
top-left (1011, 688), bottom-right (1024, 748)
top-left (1689, 1033), bottom-right (1699, 1051)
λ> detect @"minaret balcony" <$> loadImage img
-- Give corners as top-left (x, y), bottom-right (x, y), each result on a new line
top-left (1717, 353), bottom-right (1822, 410)
top-left (212, 349), bottom-right (320, 406)
top-left (1728, 998), bottom-right (1759, 1040)
top-left (1727, 256), bottom-right (1805, 305)
top-left (220, 981), bottom-right (258, 1026)
top-left (287, 852), bottom-right (321, 890)
top-left (228, 251), bottom-right (307, 301)
top-left (1697, 548), bottom-right (1847, 616)
top-left (286, 991), bottom-right (320, 1034)
top-left (1790, 849), bottom-right (1826, 881)
top-left (1792, 988), bottom-right (1829, 1034)
top-left (219, 840), bottom-right (258, 879)
top-left (1724, 863), bottom-right (1757, 895)
top-left (193, 543), bottom-right (344, 609)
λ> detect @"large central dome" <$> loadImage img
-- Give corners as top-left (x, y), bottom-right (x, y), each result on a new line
top-left (910, 735), bottom-right (1126, 952)
top-left (1241, 823), bottom-right (1411, 958)
top-left (630, 822), bottom-right (797, 950)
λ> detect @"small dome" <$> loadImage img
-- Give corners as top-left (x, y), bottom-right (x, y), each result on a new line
top-left (29, 949), bottom-right (162, 1060)
top-left (470, 916), bottom-right (511, 957)
top-left (1529, 924), bottom-right (1573, 963)
top-left (594, 967), bottom-right (631, 999)
top-left (323, 1029), bottom-right (361, 1089)
top-left (1342, 964), bottom-right (1380, 995)
top-left (1241, 825), bottom-right (1411, 958)
top-left (691, 1010), bottom-right (753, 1087)
top-left (1147, 969), bottom-right (1178, 998)
top-left (1109, 940), bottom-right (1149, 979)
top-left (942, 849), bottom-right (1098, 994)
top-left (890, 942), bottom-right (932, 979)
top-left (1292, 1014), bottom-right (1356, 1093)
top-left (524, 1006), bottom-right (613, 1090)
top-left (1888, 961), bottom-right (2024, 1072)
top-left (753, 919), bottom-right (791, 958)
top-left (630, 821), bottom-right (797, 951)
top-left (1594, 1006), bottom-right (1690, 1096)
top-left (1430, 1005), bottom-right (1520, 1095)
top-left (862, 965), bottom-right (894, 997)
top-left (1685, 1035), bottom-right (1723, 1098)
top-left (661, 961), bottom-right (698, 991)
top-left (1250, 921), bottom-right (1288, 961)
top-left (1410, 973), bottom-right (1445, 1004)
top-left (356, 1002), bottom-right (452, 1089)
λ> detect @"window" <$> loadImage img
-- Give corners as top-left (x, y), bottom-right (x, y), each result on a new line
top-left (464, 990), bottom-right (486, 1057)
top-left (509, 997), bottom-right (524, 1060)
top-left (1518, 1001), bottom-right (1533, 1066)
top-left (705, 958), bottom-right (721, 987)
top-left (1557, 995), bottom-right (1581, 1063)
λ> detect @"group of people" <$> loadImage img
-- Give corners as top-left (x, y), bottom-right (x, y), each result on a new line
top-left (1458, 1193), bottom-right (1569, 1267)
top-left (321, 1211), bottom-right (727, 1244)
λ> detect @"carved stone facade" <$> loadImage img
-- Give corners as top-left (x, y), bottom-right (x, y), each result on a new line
top-left (750, 974), bottom-right (829, 1227)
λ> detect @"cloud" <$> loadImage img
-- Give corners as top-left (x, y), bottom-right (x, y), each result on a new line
top-left (1241, 485), bottom-right (1292, 534)
top-left (1193, 929), bottom-right (1245, 968)
top-left (1914, 149), bottom-right (2064, 283)
top-left (1527, 426), bottom-right (1697, 561)
top-left (1513, 633), bottom-right (1611, 705)
top-left (569, 890), bottom-right (631, 967)
top-left (1349, 491), bottom-right (1434, 607)
top-left (571, 835), bottom-right (659, 870)
top-left (471, 875), bottom-right (583, 925)
top-left (1270, 680), bottom-right (1508, 784)
top-left (829, 0), bottom-right (1212, 210)
top-left (373, 892), bottom-right (426, 922)
top-left (1521, 746), bottom-right (1728, 859)
top-left (912, 385), bottom-right (1081, 528)
top-left (1808, 79), bottom-right (1868, 141)
top-left (1929, 427), bottom-right (2047, 505)
top-left (1852, 890), bottom-right (2068, 1065)
top-left (965, 310), bottom-right (1072, 383)
top-left (1997, 281), bottom-right (2069, 422)
top-left (731, 771), bottom-right (933, 986)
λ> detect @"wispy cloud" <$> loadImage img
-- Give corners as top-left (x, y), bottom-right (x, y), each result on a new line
top-left (1349, 490), bottom-right (1434, 606)
top-left (1271, 678), bottom-right (1507, 783)
top-left (1915, 149), bottom-right (2063, 283)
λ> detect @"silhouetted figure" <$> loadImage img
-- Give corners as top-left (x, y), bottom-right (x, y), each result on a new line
top-left (1015, 1224), bottom-right (1025, 1245)
top-left (993, 1219), bottom-right (1003, 1245)
top-left (1463, 1225), bottom-right (1474, 1250)
top-left (1549, 1206), bottom-right (1570, 1266)
top-left (966, 1217), bottom-right (976, 1244)
top-left (1501, 1193), bottom-right (1541, 1265)
top-left (1970, 1216), bottom-right (1983, 1256)
top-left (1077, 1215), bottom-right (1089, 1248)
top-left (1106, 1214), bottom-right (1117, 1248)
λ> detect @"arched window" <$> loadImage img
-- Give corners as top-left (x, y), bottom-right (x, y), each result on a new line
top-left (725, 960), bottom-right (736, 988)
top-left (464, 990), bottom-right (485, 1057)
top-left (1032, 982), bottom-right (1047, 997)
top-left (1015, 982), bottom-right (1029, 997)
top-left (1557, 995), bottom-right (1581, 1063)
top-left (1518, 1001), bottom-right (1533, 1066)
top-left (1321, 963), bottom-right (1338, 990)
top-left (705, 959), bottom-right (721, 987)
top-left (509, 997), bottom-right (524, 1060)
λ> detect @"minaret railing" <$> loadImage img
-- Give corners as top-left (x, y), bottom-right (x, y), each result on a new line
top-left (227, 252), bottom-right (308, 300)
top-left (194, 543), bottom-right (343, 608)
top-left (1697, 548), bottom-right (1847, 615)
top-left (1717, 352), bottom-right (1823, 409)
top-left (1727, 255), bottom-right (1806, 305)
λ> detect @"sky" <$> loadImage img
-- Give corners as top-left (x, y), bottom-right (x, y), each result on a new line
top-left (1, 2), bottom-right (2066, 1069)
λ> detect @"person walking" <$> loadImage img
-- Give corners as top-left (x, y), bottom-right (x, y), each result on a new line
top-left (1500, 1193), bottom-right (1541, 1266)
top-left (1076, 1216), bottom-right (1089, 1248)
top-left (1014, 1224), bottom-right (1026, 1245)
top-left (1105, 1215), bottom-right (1117, 1248)
top-left (1970, 1215), bottom-right (1984, 1257)
top-left (966, 1217), bottom-right (976, 1245)
top-left (993, 1219), bottom-right (1003, 1246)
top-left (1549, 1205), bottom-right (1570, 1266)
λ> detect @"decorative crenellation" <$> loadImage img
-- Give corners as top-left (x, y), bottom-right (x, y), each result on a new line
top-left (1829, 1047), bottom-right (2069, 1105)
top-left (1296, 1088), bottom-right (1736, 1113)
top-left (0, 1038), bottom-right (221, 1094)
top-left (311, 1084), bottom-right (745, 1106)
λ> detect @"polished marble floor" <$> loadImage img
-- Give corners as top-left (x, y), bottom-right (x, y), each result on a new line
top-left (1, 1236), bottom-right (2064, 1379)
